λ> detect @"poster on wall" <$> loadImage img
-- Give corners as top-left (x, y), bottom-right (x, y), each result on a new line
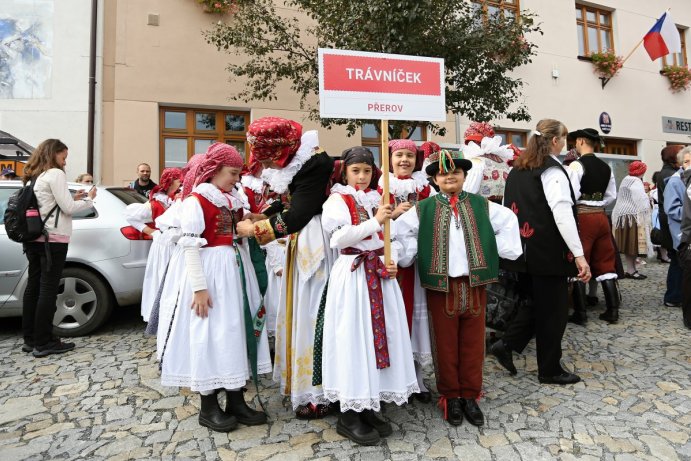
top-left (0, 0), bottom-right (53, 99)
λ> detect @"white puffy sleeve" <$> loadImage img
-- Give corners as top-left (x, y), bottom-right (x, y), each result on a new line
top-left (322, 194), bottom-right (382, 250)
top-left (124, 202), bottom-right (153, 232)
top-left (177, 197), bottom-right (208, 292)
top-left (463, 157), bottom-right (484, 195)
top-left (393, 206), bottom-right (420, 268)
top-left (155, 200), bottom-right (182, 244)
top-left (263, 239), bottom-right (286, 274)
top-left (567, 161), bottom-right (584, 201)
top-left (488, 202), bottom-right (522, 260)
top-left (541, 167), bottom-right (584, 257)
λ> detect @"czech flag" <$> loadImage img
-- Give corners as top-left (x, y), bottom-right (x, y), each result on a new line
top-left (643, 12), bottom-right (681, 61)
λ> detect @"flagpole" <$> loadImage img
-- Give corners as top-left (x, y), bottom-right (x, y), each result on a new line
top-left (381, 119), bottom-right (391, 266)
top-left (621, 38), bottom-right (644, 65)
top-left (622, 8), bottom-right (671, 65)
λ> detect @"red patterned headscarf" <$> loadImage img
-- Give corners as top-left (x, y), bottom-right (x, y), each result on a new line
top-left (243, 152), bottom-right (262, 177)
top-left (388, 139), bottom-right (421, 173)
top-left (419, 141), bottom-right (441, 160)
top-left (246, 117), bottom-right (303, 168)
top-left (149, 168), bottom-right (183, 200)
top-left (506, 144), bottom-right (523, 167)
top-left (181, 153), bottom-right (207, 199)
top-left (464, 122), bottom-right (495, 144)
top-left (194, 143), bottom-right (244, 187)
top-left (628, 160), bottom-right (647, 177)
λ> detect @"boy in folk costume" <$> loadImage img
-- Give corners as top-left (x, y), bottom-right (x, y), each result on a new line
top-left (235, 117), bottom-right (336, 419)
top-left (396, 150), bottom-right (522, 427)
top-left (124, 167), bottom-right (183, 322)
top-left (320, 147), bottom-right (418, 445)
top-left (382, 139), bottom-right (434, 402)
top-left (566, 128), bottom-right (620, 324)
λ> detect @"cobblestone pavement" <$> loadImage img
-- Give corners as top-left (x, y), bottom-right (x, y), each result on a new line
top-left (1, 261), bottom-right (689, 460)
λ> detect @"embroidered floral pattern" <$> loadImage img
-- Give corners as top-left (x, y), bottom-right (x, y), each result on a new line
top-left (519, 222), bottom-right (535, 238)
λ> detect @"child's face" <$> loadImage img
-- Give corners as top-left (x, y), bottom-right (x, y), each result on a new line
top-left (345, 162), bottom-right (373, 190)
top-left (211, 166), bottom-right (241, 192)
top-left (433, 168), bottom-right (465, 195)
top-left (391, 149), bottom-right (416, 177)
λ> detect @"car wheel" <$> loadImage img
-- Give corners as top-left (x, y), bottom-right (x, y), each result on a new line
top-left (52, 267), bottom-right (113, 337)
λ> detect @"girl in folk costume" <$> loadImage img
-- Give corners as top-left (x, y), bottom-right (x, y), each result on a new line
top-left (396, 150), bottom-right (522, 427)
top-left (156, 143), bottom-right (271, 433)
top-left (382, 139), bottom-right (434, 402)
top-left (320, 146), bottom-right (418, 446)
top-left (241, 157), bottom-right (286, 337)
top-left (461, 122), bottom-right (514, 203)
top-left (612, 161), bottom-right (652, 282)
top-left (124, 168), bottom-right (183, 321)
top-left (235, 117), bottom-right (336, 419)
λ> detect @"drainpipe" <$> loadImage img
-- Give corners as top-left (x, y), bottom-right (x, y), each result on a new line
top-left (86, 0), bottom-right (98, 174)
top-left (454, 113), bottom-right (462, 144)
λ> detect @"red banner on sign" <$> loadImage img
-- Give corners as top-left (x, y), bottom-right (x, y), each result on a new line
top-left (322, 54), bottom-right (442, 96)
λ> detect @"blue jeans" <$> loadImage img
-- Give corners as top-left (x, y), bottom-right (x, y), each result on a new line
top-left (664, 250), bottom-right (683, 304)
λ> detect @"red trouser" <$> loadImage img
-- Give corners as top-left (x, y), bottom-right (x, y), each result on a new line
top-left (577, 210), bottom-right (617, 277)
top-left (426, 277), bottom-right (486, 399)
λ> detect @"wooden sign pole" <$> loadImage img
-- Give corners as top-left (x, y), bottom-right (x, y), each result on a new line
top-left (381, 119), bottom-right (391, 265)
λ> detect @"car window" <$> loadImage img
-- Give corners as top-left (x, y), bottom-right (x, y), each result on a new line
top-left (0, 187), bottom-right (18, 224)
top-left (69, 189), bottom-right (98, 220)
top-left (107, 187), bottom-right (148, 205)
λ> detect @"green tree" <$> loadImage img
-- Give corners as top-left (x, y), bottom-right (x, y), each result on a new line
top-left (205, 0), bottom-right (540, 138)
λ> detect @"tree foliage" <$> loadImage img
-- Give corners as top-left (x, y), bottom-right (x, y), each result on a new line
top-left (205, 0), bottom-right (541, 138)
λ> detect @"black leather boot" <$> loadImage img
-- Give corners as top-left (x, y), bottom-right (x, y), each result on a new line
top-left (199, 393), bottom-right (238, 432)
top-left (489, 339), bottom-right (517, 375)
top-left (599, 279), bottom-right (620, 324)
top-left (337, 410), bottom-right (380, 445)
top-left (360, 409), bottom-right (393, 437)
top-left (225, 390), bottom-right (267, 426)
top-left (568, 281), bottom-right (588, 326)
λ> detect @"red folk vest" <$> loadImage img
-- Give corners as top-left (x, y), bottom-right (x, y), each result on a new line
top-left (191, 192), bottom-right (242, 247)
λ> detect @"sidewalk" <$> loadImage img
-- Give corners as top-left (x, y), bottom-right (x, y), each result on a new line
top-left (0, 261), bottom-right (689, 460)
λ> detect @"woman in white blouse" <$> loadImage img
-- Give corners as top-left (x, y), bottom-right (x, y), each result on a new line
top-left (21, 139), bottom-right (97, 357)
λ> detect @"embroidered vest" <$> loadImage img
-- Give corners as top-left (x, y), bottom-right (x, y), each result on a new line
top-left (416, 193), bottom-right (498, 291)
top-left (191, 192), bottom-right (240, 247)
top-left (339, 193), bottom-right (383, 241)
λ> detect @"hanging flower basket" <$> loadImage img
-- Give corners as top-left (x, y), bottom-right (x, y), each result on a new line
top-left (661, 65), bottom-right (691, 93)
top-left (589, 50), bottom-right (623, 79)
top-left (195, 0), bottom-right (238, 14)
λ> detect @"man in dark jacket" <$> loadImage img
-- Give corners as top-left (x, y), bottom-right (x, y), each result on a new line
top-left (656, 145), bottom-right (683, 307)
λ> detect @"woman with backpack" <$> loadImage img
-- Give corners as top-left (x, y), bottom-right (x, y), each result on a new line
top-left (21, 139), bottom-right (97, 357)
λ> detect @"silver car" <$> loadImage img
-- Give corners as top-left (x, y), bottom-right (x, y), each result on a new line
top-left (0, 181), bottom-right (151, 336)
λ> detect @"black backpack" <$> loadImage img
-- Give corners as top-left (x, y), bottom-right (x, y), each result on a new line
top-left (4, 177), bottom-right (59, 243)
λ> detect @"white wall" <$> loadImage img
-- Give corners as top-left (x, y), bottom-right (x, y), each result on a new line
top-left (0, 0), bottom-right (97, 180)
top-left (459, 0), bottom-right (691, 179)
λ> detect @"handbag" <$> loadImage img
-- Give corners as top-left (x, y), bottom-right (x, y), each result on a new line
top-left (650, 212), bottom-right (662, 245)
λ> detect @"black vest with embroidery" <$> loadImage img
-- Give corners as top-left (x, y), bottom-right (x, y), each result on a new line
top-left (502, 156), bottom-right (578, 277)
top-left (577, 155), bottom-right (611, 200)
